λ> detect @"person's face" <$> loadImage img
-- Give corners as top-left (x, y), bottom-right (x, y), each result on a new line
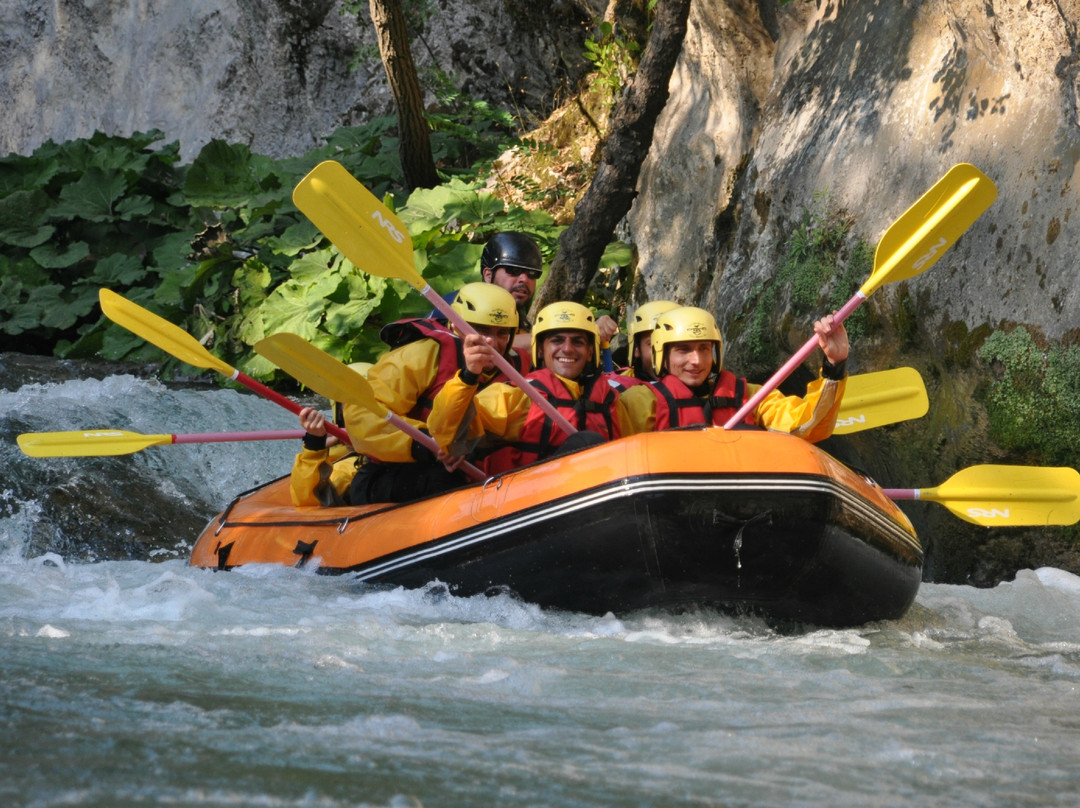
top-left (634, 334), bottom-right (655, 379)
top-left (665, 341), bottom-right (715, 387)
top-left (473, 324), bottom-right (513, 371)
top-left (484, 265), bottom-right (540, 306)
top-left (541, 331), bottom-right (594, 380)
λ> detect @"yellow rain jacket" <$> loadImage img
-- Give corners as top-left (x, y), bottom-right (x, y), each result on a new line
top-left (344, 340), bottom-right (443, 463)
top-left (289, 443), bottom-right (360, 507)
top-left (427, 371), bottom-right (589, 450)
top-left (344, 337), bottom-right (511, 463)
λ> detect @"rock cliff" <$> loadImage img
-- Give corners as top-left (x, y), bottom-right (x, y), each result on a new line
top-left (1, 0), bottom-right (597, 161)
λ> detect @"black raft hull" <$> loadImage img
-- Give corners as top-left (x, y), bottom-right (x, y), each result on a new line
top-left (191, 429), bottom-right (923, 627)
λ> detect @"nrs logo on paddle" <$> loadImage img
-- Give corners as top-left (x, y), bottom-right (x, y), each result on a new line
top-left (912, 237), bottom-right (947, 271)
top-left (967, 507), bottom-right (1010, 519)
top-left (371, 211), bottom-right (406, 243)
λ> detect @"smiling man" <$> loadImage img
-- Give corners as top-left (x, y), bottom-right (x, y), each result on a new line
top-left (427, 301), bottom-right (635, 473)
top-left (618, 306), bottom-right (848, 441)
top-left (344, 282), bottom-right (521, 503)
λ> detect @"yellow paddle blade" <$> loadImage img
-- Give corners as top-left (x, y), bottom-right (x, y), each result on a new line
top-left (833, 367), bottom-right (929, 435)
top-left (915, 465), bottom-right (1080, 527)
top-left (98, 289), bottom-right (234, 376)
top-left (863, 163), bottom-right (997, 297)
top-left (255, 333), bottom-right (386, 417)
top-left (17, 429), bottom-right (172, 458)
top-left (293, 161), bottom-right (422, 290)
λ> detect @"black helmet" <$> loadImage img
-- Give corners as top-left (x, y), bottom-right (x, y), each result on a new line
top-left (480, 232), bottom-right (542, 274)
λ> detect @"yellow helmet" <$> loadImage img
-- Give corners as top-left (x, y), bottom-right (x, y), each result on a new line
top-left (329, 362), bottom-right (374, 426)
top-left (629, 300), bottom-right (680, 340)
top-left (532, 301), bottom-right (601, 371)
top-left (450, 282), bottom-right (519, 337)
top-left (651, 306), bottom-right (723, 377)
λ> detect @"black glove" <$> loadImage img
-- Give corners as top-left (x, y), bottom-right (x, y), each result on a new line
top-left (302, 432), bottom-right (328, 451)
top-left (410, 429), bottom-right (436, 463)
top-left (821, 358), bottom-right (847, 381)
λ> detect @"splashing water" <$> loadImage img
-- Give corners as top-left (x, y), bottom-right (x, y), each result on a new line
top-left (2, 372), bottom-right (1079, 807)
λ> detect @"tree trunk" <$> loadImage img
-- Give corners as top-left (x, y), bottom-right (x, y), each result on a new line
top-left (532, 0), bottom-right (692, 312)
top-left (368, 0), bottom-right (439, 190)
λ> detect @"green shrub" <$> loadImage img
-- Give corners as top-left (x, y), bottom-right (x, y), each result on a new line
top-left (0, 113), bottom-right (607, 383)
top-left (978, 326), bottom-right (1080, 466)
top-left (737, 193), bottom-right (873, 370)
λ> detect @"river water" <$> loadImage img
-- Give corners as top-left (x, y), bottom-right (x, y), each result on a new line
top-left (3, 371), bottom-right (1080, 807)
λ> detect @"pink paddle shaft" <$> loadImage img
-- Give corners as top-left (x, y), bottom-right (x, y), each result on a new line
top-left (231, 369), bottom-right (353, 447)
top-left (881, 489), bottom-right (917, 500)
top-left (723, 291), bottom-right (865, 429)
top-left (171, 430), bottom-right (304, 445)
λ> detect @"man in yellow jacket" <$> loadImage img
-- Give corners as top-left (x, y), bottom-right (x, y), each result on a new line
top-left (617, 306), bottom-right (847, 441)
top-left (346, 282), bottom-right (520, 503)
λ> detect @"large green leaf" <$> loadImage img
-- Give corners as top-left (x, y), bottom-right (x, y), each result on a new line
top-left (232, 261), bottom-right (273, 308)
top-left (99, 322), bottom-right (160, 360)
top-left (0, 189), bottom-right (55, 248)
top-left (242, 278), bottom-right (334, 341)
top-left (151, 230), bottom-right (200, 275)
top-left (323, 273), bottom-right (384, 337)
top-left (39, 285), bottom-right (100, 330)
top-left (184, 141), bottom-right (263, 207)
top-left (400, 183), bottom-right (505, 232)
top-left (0, 154), bottom-right (61, 197)
top-left (30, 240), bottom-right (91, 269)
top-left (599, 240), bottom-right (633, 267)
top-left (266, 219), bottom-right (323, 256)
top-left (287, 247), bottom-right (340, 283)
top-left (154, 264), bottom-right (198, 306)
top-left (88, 253), bottom-right (147, 286)
top-left (114, 194), bottom-right (155, 220)
top-left (52, 168), bottom-right (129, 222)
top-left (0, 276), bottom-right (36, 334)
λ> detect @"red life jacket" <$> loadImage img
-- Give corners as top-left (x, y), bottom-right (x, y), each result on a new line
top-left (650, 369), bottom-right (756, 430)
top-left (483, 369), bottom-right (625, 472)
top-left (380, 318), bottom-right (529, 421)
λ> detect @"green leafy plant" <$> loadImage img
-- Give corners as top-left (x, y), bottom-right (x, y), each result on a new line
top-left (583, 20), bottom-right (641, 99)
top-left (736, 194), bottom-right (873, 373)
top-left (978, 326), bottom-right (1080, 467)
top-left (1, 117), bottom-right (622, 386)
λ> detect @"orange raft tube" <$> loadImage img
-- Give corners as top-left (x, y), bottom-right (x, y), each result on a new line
top-left (190, 428), bottom-right (923, 627)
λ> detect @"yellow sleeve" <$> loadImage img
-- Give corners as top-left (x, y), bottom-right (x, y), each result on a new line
top-left (428, 374), bottom-right (532, 451)
top-left (289, 446), bottom-right (359, 507)
top-left (750, 375), bottom-right (846, 443)
top-left (472, 382), bottom-right (532, 442)
top-left (427, 372), bottom-right (484, 450)
top-left (344, 340), bottom-right (439, 463)
top-left (616, 383), bottom-right (658, 435)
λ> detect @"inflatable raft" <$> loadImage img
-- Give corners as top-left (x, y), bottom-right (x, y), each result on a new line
top-left (190, 428), bottom-right (922, 626)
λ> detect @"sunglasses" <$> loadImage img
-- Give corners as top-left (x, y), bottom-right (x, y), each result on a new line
top-left (497, 265), bottom-right (543, 280)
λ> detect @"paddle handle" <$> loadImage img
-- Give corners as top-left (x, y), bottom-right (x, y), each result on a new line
top-left (881, 489), bottom-right (919, 500)
top-left (383, 410), bottom-right (486, 482)
top-left (231, 370), bottom-right (353, 447)
top-left (723, 291), bottom-right (865, 429)
top-left (602, 342), bottom-right (614, 373)
top-left (422, 285), bottom-right (580, 437)
top-left (171, 430), bottom-right (306, 445)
